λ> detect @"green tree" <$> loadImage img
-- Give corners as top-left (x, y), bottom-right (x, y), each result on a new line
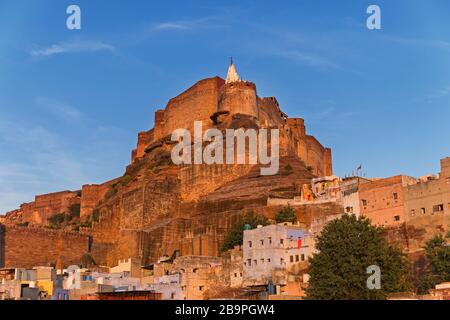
top-left (221, 214), bottom-right (268, 252)
top-left (306, 214), bottom-right (411, 300)
top-left (417, 234), bottom-right (450, 294)
top-left (275, 205), bottom-right (296, 224)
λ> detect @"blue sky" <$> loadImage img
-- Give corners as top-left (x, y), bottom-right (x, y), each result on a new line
top-left (1, 0), bottom-right (449, 213)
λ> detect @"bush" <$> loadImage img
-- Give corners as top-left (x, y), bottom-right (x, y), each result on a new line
top-left (48, 213), bottom-right (66, 229)
top-left (68, 204), bottom-right (81, 220)
top-left (275, 205), bottom-right (296, 223)
top-left (92, 209), bottom-right (100, 222)
top-left (121, 175), bottom-right (133, 186)
top-left (221, 214), bottom-right (269, 252)
top-left (105, 188), bottom-right (118, 199)
top-left (16, 222), bottom-right (29, 227)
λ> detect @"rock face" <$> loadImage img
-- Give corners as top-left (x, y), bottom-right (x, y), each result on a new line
top-left (1, 64), bottom-right (335, 268)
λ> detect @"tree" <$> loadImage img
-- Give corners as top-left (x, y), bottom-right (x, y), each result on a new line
top-left (417, 234), bottom-right (450, 294)
top-left (275, 205), bottom-right (296, 224)
top-left (221, 214), bottom-right (268, 252)
top-left (306, 214), bottom-right (411, 300)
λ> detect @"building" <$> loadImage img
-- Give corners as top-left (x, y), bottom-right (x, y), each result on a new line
top-left (145, 273), bottom-right (183, 300)
top-left (81, 291), bottom-right (162, 300)
top-left (109, 258), bottom-right (142, 278)
top-left (429, 282), bottom-right (450, 300)
top-left (405, 158), bottom-right (450, 220)
top-left (359, 175), bottom-right (417, 227)
top-left (340, 177), bottom-right (370, 216)
top-left (243, 224), bottom-right (312, 290)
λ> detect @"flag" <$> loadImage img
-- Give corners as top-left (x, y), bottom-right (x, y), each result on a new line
top-left (357, 164), bottom-right (362, 171)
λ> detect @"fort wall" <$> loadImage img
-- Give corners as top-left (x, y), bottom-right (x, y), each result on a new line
top-left (4, 191), bottom-right (80, 226)
top-left (80, 178), bottom-right (119, 221)
top-left (218, 81), bottom-right (258, 119)
top-left (153, 77), bottom-right (225, 142)
top-left (1, 225), bottom-right (90, 269)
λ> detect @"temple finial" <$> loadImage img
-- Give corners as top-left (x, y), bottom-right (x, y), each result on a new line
top-left (226, 58), bottom-right (239, 83)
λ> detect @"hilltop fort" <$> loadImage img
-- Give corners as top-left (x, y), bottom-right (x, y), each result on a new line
top-left (0, 62), bottom-right (334, 268)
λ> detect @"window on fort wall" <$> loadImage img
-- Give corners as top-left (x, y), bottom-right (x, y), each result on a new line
top-left (421, 208), bottom-right (426, 214)
top-left (362, 200), bottom-right (367, 206)
top-left (394, 215), bottom-right (400, 221)
top-left (393, 193), bottom-right (398, 200)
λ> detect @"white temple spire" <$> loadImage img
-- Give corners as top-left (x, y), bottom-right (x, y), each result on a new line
top-left (225, 57), bottom-right (240, 83)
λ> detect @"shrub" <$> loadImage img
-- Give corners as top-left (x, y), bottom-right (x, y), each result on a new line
top-left (121, 175), bottom-right (133, 186)
top-left (275, 205), bottom-right (296, 223)
top-left (48, 213), bottom-right (66, 229)
top-left (68, 204), bottom-right (81, 220)
top-left (221, 214), bottom-right (269, 252)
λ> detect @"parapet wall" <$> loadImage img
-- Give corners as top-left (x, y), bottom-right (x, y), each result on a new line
top-left (1, 225), bottom-right (90, 269)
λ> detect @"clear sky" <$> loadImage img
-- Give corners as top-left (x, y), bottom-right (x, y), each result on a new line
top-left (1, 0), bottom-right (449, 213)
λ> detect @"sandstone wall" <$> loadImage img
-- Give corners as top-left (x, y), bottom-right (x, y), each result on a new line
top-left (153, 77), bottom-right (225, 141)
top-left (179, 164), bottom-right (253, 202)
top-left (305, 135), bottom-right (330, 177)
top-left (4, 191), bottom-right (80, 226)
top-left (80, 179), bottom-right (119, 220)
top-left (218, 81), bottom-right (258, 118)
top-left (2, 226), bottom-right (90, 269)
top-left (258, 97), bottom-right (285, 128)
top-left (359, 175), bottom-right (407, 227)
top-left (132, 129), bottom-right (154, 162)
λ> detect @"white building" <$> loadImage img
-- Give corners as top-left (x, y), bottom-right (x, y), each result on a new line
top-left (243, 224), bottom-right (313, 287)
top-left (145, 274), bottom-right (183, 300)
